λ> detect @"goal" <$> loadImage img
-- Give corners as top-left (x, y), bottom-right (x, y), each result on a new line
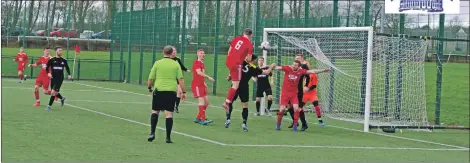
top-left (259, 27), bottom-right (429, 132)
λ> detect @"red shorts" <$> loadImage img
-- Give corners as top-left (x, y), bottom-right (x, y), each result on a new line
top-left (280, 92), bottom-right (299, 106)
top-left (17, 63), bottom-right (26, 71)
top-left (192, 85), bottom-right (208, 98)
top-left (35, 75), bottom-right (50, 89)
top-left (227, 64), bottom-right (242, 81)
top-left (303, 90), bottom-right (318, 103)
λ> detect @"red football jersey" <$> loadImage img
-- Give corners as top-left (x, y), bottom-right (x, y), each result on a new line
top-left (192, 60), bottom-right (205, 86)
top-left (226, 36), bottom-right (253, 66)
top-left (281, 66), bottom-right (307, 94)
top-left (35, 56), bottom-right (51, 76)
top-left (15, 53), bottom-right (28, 64)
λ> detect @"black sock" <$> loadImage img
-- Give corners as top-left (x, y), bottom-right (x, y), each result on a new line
top-left (175, 98), bottom-right (181, 109)
top-left (300, 110), bottom-right (307, 126)
top-left (318, 116), bottom-right (323, 123)
top-left (227, 103), bottom-right (233, 120)
top-left (48, 95), bottom-right (55, 106)
top-left (166, 117), bottom-right (173, 139)
top-left (288, 108), bottom-right (294, 120)
top-left (150, 113), bottom-right (159, 135)
top-left (242, 108), bottom-right (248, 125)
top-left (56, 93), bottom-right (63, 99)
top-left (267, 100), bottom-right (272, 111)
top-left (255, 101), bottom-right (260, 113)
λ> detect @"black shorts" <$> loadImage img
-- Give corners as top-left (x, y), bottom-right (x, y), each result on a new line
top-left (232, 87), bottom-right (249, 103)
top-left (50, 78), bottom-right (64, 92)
top-left (256, 86), bottom-right (272, 97)
top-left (152, 90), bottom-right (177, 112)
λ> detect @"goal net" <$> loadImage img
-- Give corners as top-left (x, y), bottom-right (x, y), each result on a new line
top-left (260, 27), bottom-right (429, 131)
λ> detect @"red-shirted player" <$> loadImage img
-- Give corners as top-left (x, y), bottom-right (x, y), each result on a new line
top-left (13, 47), bottom-right (29, 83)
top-left (28, 47), bottom-right (53, 106)
top-left (191, 49), bottom-right (215, 125)
top-left (222, 28), bottom-right (254, 111)
top-left (273, 60), bottom-right (330, 131)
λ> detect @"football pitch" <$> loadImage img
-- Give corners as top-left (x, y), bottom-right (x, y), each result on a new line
top-left (1, 78), bottom-right (469, 162)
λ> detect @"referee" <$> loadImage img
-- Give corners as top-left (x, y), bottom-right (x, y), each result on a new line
top-left (45, 47), bottom-right (71, 111)
top-left (147, 45), bottom-right (187, 144)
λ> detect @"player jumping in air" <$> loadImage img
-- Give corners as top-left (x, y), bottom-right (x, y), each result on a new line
top-left (45, 47), bottom-right (72, 111)
top-left (273, 60), bottom-right (330, 131)
top-left (225, 55), bottom-right (275, 132)
top-left (14, 47), bottom-right (28, 83)
top-left (254, 57), bottom-right (274, 115)
top-left (222, 28), bottom-right (254, 112)
top-left (191, 49), bottom-right (215, 125)
top-left (28, 47), bottom-right (52, 106)
top-left (170, 46), bottom-right (190, 113)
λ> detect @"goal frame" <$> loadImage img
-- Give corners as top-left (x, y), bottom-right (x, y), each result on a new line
top-left (261, 27), bottom-right (374, 132)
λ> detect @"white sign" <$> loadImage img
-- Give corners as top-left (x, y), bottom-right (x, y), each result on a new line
top-left (385, 0), bottom-right (460, 14)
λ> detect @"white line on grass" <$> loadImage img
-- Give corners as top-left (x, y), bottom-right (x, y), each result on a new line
top-left (71, 82), bottom-right (470, 150)
top-left (225, 144), bottom-right (469, 151)
top-left (60, 100), bottom-right (468, 151)
top-left (2, 86), bottom-right (120, 93)
top-left (64, 103), bottom-right (227, 146)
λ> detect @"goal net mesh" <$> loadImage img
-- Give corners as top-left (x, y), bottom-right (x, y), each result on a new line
top-left (263, 30), bottom-right (429, 127)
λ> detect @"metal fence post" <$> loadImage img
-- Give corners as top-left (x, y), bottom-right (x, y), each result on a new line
top-left (181, 0), bottom-right (187, 64)
top-left (275, 0), bottom-right (284, 105)
top-left (138, 0), bottom-right (145, 85)
top-left (213, 0), bottom-right (221, 95)
top-left (435, 14), bottom-right (445, 125)
top-left (127, 0), bottom-right (134, 83)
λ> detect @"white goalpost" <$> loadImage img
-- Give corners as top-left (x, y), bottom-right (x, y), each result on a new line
top-left (259, 27), bottom-right (429, 132)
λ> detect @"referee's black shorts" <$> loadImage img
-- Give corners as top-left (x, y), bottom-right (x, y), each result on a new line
top-left (50, 78), bottom-right (64, 92)
top-left (152, 90), bottom-right (177, 112)
top-left (232, 87), bottom-right (249, 103)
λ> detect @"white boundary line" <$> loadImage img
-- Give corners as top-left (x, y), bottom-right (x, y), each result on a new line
top-left (71, 82), bottom-right (470, 150)
top-left (60, 100), bottom-right (468, 151)
top-left (64, 103), bottom-right (226, 146)
top-left (2, 86), bottom-right (120, 93)
top-left (225, 144), bottom-right (469, 151)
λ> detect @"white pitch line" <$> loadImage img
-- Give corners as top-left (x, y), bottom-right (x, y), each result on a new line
top-left (64, 103), bottom-right (226, 146)
top-left (2, 86), bottom-right (120, 93)
top-left (225, 144), bottom-right (469, 151)
top-left (72, 82), bottom-right (470, 150)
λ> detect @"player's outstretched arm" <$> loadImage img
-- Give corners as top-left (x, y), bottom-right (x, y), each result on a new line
top-left (196, 68), bottom-right (214, 82)
top-left (261, 63), bottom-right (276, 75)
top-left (306, 68), bottom-right (331, 74)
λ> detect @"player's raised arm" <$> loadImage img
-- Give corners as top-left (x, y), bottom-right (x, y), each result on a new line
top-left (261, 63), bottom-right (276, 75)
top-left (306, 68), bottom-right (331, 74)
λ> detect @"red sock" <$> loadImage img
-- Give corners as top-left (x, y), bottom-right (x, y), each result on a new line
top-left (34, 90), bottom-right (40, 101)
top-left (224, 88), bottom-right (237, 105)
top-left (19, 74), bottom-right (23, 80)
top-left (200, 105), bottom-right (206, 121)
top-left (277, 111), bottom-right (284, 125)
top-left (293, 111), bottom-right (300, 125)
top-left (196, 105), bottom-right (203, 120)
top-left (314, 105), bottom-right (321, 117)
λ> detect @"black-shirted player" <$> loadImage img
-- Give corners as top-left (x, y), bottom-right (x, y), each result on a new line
top-left (170, 46), bottom-right (190, 113)
top-left (287, 54), bottom-right (310, 131)
top-left (225, 55), bottom-right (275, 132)
top-left (254, 57), bottom-right (273, 116)
top-left (45, 47), bottom-right (71, 111)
